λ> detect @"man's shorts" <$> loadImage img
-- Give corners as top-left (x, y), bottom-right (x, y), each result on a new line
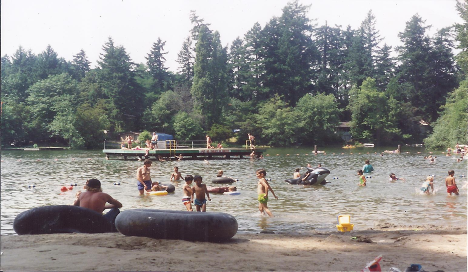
top-left (137, 180), bottom-right (152, 191)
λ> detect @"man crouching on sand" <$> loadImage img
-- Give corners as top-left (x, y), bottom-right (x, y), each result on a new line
top-left (74, 179), bottom-right (122, 231)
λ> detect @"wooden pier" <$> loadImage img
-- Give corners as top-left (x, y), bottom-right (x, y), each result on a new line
top-left (103, 147), bottom-right (266, 160)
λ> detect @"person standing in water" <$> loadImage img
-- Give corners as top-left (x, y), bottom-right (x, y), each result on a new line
top-left (182, 175), bottom-right (194, 211)
top-left (256, 169), bottom-right (278, 217)
top-left (192, 175), bottom-right (211, 212)
top-left (362, 159), bottom-right (374, 174)
top-left (446, 170), bottom-right (459, 196)
top-left (357, 170), bottom-right (367, 187)
top-left (170, 166), bottom-right (183, 181)
top-left (136, 159), bottom-right (153, 195)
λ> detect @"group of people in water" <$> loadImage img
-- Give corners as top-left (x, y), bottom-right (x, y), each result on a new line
top-left (352, 159), bottom-right (460, 196)
top-left (72, 141), bottom-right (464, 229)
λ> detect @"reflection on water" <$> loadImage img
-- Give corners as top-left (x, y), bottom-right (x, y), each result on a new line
top-left (1, 147), bottom-right (467, 235)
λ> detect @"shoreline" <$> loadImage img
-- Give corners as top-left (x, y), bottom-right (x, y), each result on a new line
top-left (2, 226), bottom-right (466, 271)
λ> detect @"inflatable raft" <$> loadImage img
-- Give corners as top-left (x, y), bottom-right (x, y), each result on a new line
top-left (14, 205), bottom-right (114, 234)
top-left (211, 177), bottom-right (236, 184)
top-left (115, 209), bottom-right (238, 242)
top-left (284, 167), bottom-right (330, 185)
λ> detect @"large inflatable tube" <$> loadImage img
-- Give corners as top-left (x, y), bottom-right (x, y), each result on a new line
top-left (13, 205), bottom-right (113, 235)
top-left (115, 209), bottom-right (238, 242)
top-left (165, 184), bottom-right (175, 193)
top-left (285, 168), bottom-right (330, 185)
top-left (212, 177), bottom-right (236, 184)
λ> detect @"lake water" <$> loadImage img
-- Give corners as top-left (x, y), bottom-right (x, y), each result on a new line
top-left (1, 147), bottom-right (467, 235)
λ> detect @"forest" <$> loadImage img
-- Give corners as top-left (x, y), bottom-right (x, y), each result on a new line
top-left (1, 1), bottom-right (467, 149)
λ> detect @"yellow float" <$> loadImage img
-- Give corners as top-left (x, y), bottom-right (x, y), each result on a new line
top-left (148, 191), bottom-right (168, 196)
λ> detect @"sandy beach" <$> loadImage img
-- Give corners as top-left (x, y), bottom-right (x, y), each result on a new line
top-left (1, 225), bottom-right (466, 271)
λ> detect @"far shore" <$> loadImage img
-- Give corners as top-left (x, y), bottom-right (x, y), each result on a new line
top-left (1, 225), bottom-right (466, 271)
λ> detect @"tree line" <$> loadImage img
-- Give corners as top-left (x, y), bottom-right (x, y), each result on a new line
top-left (1, 1), bottom-right (467, 149)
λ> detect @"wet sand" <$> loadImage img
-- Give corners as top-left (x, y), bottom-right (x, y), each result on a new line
top-left (1, 225), bottom-right (466, 271)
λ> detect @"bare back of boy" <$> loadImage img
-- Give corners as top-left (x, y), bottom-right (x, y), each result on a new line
top-left (75, 191), bottom-right (121, 214)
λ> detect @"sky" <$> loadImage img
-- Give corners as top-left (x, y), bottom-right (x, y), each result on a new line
top-left (1, 0), bottom-right (462, 72)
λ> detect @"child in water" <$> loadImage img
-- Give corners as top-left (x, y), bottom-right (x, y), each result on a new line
top-left (446, 170), bottom-right (459, 196)
top-left (256, 169), bottom-right (278, 217)
top-left (389, 173), bottom-right (405, 182)
top-left (420, 176), bottom-right (434, 195)
top-left (151, 181), bottom-right (167, 191)
top-left (182, 175), bottom-right (193, 211)
top-left (192, 175), bottom-right (211, 212)
top-left (357, 170), bottom-right (367, 186)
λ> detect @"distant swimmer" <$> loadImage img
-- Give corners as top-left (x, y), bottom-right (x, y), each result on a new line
top-left (389, 173), bottom-right (405, 182)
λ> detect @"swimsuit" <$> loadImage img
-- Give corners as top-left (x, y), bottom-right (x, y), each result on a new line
top-left (258, 193), bottom-right (268, 204)
top-left (359, 176), bottom-right (366, 185)
top-left (421, 181), bottom-right (430, 192)
top-left (182, 197), bottom-right (191, 204)
top-left (194, 199), bottom-right (207, 206)
top-left (447, 185), bottom-right (458, 194)
top-left (137, 180), bottom-right (152, 190)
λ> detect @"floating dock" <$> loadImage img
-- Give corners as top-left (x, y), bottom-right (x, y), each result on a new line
top-left (103, 148), bottom-right (266, 160)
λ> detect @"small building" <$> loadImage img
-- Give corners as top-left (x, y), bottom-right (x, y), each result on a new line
top-left (336, 122), bottom-right (352, 143)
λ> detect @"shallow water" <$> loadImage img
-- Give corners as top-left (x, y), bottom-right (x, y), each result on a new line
top-left (1, 147), bottom-right (467, 235)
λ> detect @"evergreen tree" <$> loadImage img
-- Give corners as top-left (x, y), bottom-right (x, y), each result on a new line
top-left (3, 47), bottom-right (38, 102)
top-left (97, 37), bottom-right (144, 132)
top-left (374, 44), bottom-right (395, 90)
top-left (397, 14), bottom-right (457, 123)
top-left (71, 49), bottom-right (91, 80)
top-left (228, 37), bottom-right (249, 100)
top-left (315, 23), bottom-right (347, 96)
top-left (146, 37), bottom-right (169, 92)
top-left (36, 45), bottom-right (61, 80)
top-left (176, 36), bottom-right (194, 85)
top-left (191, 26), bottom-right (229, 129)
top-left (243, 22), bottom-right (265, 102)
top-left (455, 0), bottom-right (468, 75)
top-left (260, 1), bottom-right (317, 105)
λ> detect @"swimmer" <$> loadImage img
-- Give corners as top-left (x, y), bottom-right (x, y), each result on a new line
top-left (420, 176), bottom-right (434, 195)
top-left (151, 181), bottom-right (167, 191)
top-left (389, 173), bottom-right (405, 182)
top-left (170, 167), bottom-right (183, 181)
top-left (217, 170), bottom-right (224, 177)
